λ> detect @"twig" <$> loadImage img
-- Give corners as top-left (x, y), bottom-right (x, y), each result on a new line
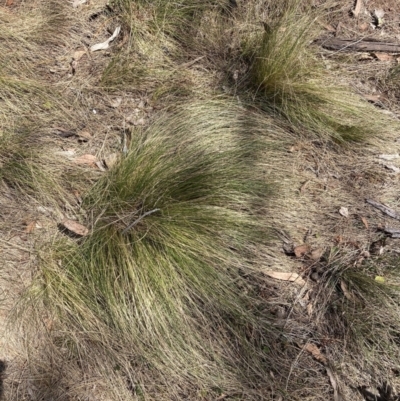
top-left (122, 209), bottom-right (160, 234)
top-left (366, 199), bottom-right (400, 220)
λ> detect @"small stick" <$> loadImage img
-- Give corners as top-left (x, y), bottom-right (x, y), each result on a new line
top-left (366, 199), bottom-right (400, 220)
top-left (122, 209), bottom-right (160, 234)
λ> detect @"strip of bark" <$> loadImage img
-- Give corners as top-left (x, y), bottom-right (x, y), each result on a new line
top-left (366, 199), bottom-right (400, 220)
top-left (316, 37), bottom-right (400, 53)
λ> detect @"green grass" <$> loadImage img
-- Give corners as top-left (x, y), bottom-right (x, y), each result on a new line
top-left (32, 101), bottom-right (275, 398)
top-left (241, 1), bottom-right (384, 142)
top-left (103, 0), bottom-right (390, 142)
top-left (312, 248), bottom-right (400, 374)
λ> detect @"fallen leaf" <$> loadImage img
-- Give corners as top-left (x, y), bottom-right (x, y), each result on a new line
top-left (333, 235), bottom-right (343, 245)
top-left (72, 190), bottom-right (82, 204)
top-left (294, 244), bottom-right (309, 258)
top-left (43, 317), bottom-right (54, 331)
top-left (358, 22), bottom-right (369, 32)
top-left (352, 0), bottom-right (362, 17)
top-left (104, 153), bottom-right (119, 169)
top-left (375, 276), bottom-right (385, 283)
top-left (300, 180), bottom-right (310, 194)
top-left (364, 94), bottom-right (382, 103)
top-left (359, 53), bottom-right (374, 61)
top-left (316, 18), bottom-right (335, 32)
top-left (55, 149), bottom-right (76, 158)
top-left (307, 303), bottom-right (313, 316)
top-left (77, 131), bottom-right (92, 142)
top-left (72, 0), bottom-right (87, 7)
top-left (73, 50), bottom-right (86, 61)
top-left (310, 248), bottom-right (324, 261)
top-left (110, 97), bottom-right (122, 108)
top-left (378, 154), bottom-right (399, 161)
top-left (53, 127), bottom-right (77, 138)
top-left (73, 154), bottom-right (97, 165)
top-left (383, 164), bottom-right (400, 174)
top-left (304, 343), bottom-right (327, 365)
top-left (374, 9), bottom-right (385, 27)
top-left (339, 207), bottom-right (349, 218)
top-left (37, 206), bottom-right (55, 216)
top-left (374, 53), bottom-right (393, 62)
top-left (133, 117), bottom-right (146, 126)
top-left (25, 221), bottom-right (36, 234)
top-left (340, 280), bottom-right (355, 301)
top-left (5, 0), bottom-right (14, 6)
top-left (61, 219), bottom-right (89, 236)
top-left (361, 216), bottom-right (369, 229)
top-left (95, 160), bottom-right (107, 171)
top-left (264, 271), bottom-right (306, 286)
top-left (326, 367), bottom-right (344, 401)
top-left (90, 26), bottom-right (121, 52)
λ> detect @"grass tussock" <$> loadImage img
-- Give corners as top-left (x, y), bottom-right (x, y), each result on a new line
top-left (103, 0), bottom-right (392, 142)
top-left (242, 1), bottom-right (386, 142)
top-left (31, 101), bottom-right (275, 398)
top-left (311, 248), bottom-right (400, 374)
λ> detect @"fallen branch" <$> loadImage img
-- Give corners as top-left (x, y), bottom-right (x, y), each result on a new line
top-left (381, 227), bottom-right (400, 238)
top-left (316, 37), bottom-right (400, 53)
top-left (366, 199), bottom-right (400, 220)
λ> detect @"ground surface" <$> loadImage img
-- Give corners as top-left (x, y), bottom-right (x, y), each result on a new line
top-left (2, 0), bottom-right (400, 400)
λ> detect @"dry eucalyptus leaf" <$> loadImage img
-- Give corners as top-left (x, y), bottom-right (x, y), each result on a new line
top-left (304, 343), bottom-right (327, 365)
top-left (339, 207), bottom-right (349, 218)
top-left (352, 0), bottom-right (362, 17)
top-left (374, 9), bottom-right (385, 27)
top-left (340, 280), bottom-right (355, 301)
top-left (110, 97), bottom-right (122, 108)
top-left (310, 248), bottom-right (324, 261)
top-left (378, 154), bottom-right (399, 161)
top-left (77, 131), bottom-right (92, 142)
top-left (133, 117), bottom-right (146, 126)
top-left (374, 53), bottom-right (393, 62)
top-left (326, 367), bottom-right (344, 401)
top-left (104, 153), bottom-right (119, 169)
top-left (384, 164), bottom-right (400, 174)
top-left (73, 50), bottom-right (86, 61)
top-left (90, 26), bottom-right (121, 52)
top-left (95, 160), bottom-right (107, 171)
top-left (364, 94), bottom-right (382, 103)
top-left (361, 216), bottom-right (369, 229)
top-left (61, 219), bottom-right (89, 237)
top-left (294, 244), bottom-right (309, 258)
top-left (25, 221), bottom-right (36, 234)
top-left (72, 0), bottom-right (87, 7)
top-left (55, 149), bottom-right (76, 158)
top-left (73, 154), bottom-right (97, 165)
top-left (264, 271), bottom-right (306, 286)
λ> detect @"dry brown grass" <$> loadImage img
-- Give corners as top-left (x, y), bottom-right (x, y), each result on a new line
top-left (2, 0), bottom-right (400, 400)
